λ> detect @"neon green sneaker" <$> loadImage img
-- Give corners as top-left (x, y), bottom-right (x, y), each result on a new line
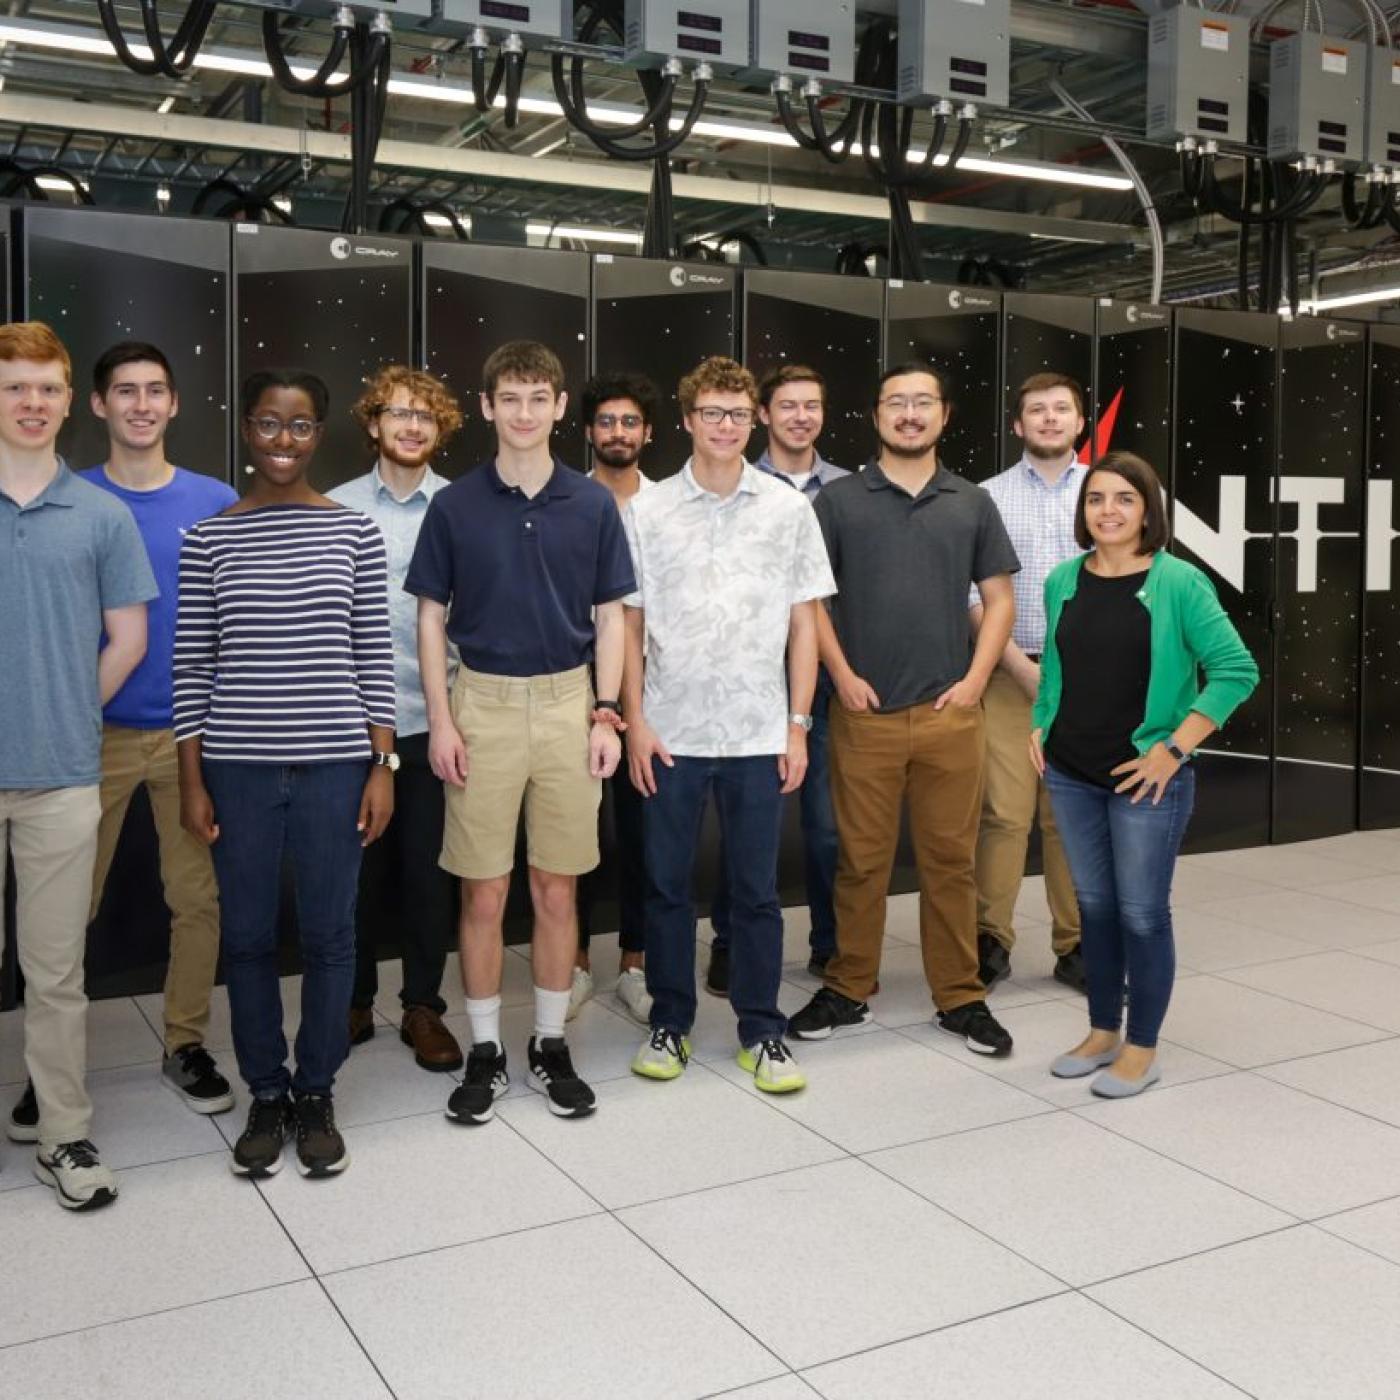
top-left (631, 1028), bottom-right (691, 1081)
top-left (738, 1039), bottom-right (807, 1094)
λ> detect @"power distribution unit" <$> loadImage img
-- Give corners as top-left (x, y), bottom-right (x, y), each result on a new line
top-left (745, 0), bottom-right (855, 84)
top-left (896, 0), bottom-right (1009, 107)
top-left (1268, 32), bottom-right (1366, 163)
top-left (1145, 4), bottom-right (1249, 144)
top-left (1366, 46), bottom-right (1400, 169)
top-left (436, 0), bottom-right (566, 38)
top-left (623, 0), bottom-right (752, 71)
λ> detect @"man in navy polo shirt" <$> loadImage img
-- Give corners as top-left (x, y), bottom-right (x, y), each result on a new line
top-left (406, 340), bottom-right (635, 1125)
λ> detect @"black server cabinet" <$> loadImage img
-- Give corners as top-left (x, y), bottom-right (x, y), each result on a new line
top-left (1172, 308), bottom-right (1278, 852)
top-left (884, 282), bottom-right (1001, 480)
top-left (1272, 317), bottom-right (1367, 842)
top-left (1361, 323), bottom-right (1400, 828)
top-left (233, 225), bottom-right (413, 494)
top-left (422, 243), bottom-right (590, 478)
top-left (22, 206), bottom-right (232, 484)
top-left (1001, 291), bottom-right (1095, 474)
top-left (1093, 301), bottom-right (1172, 472)
top-left (591, 257), bottom-right (736, 477)
top-left (0, 203), bottom-right (12, 324)
top-left (741, 268), bottom-right (882, 471)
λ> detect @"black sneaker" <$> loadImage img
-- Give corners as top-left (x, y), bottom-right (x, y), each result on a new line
top-left (977, 932), bottom-right (1011, 989)
top-left (7, 1080), bottom-right (37, 1144)
top-left (806, 950), bottom-right (832, 978)
top-left (705, 943), bottom-right (730, 997)
top-left (1053, 948), bottom-right (1089, 995)
top-left (446, 1041), bottom-right (509, 1125)
top-left (527, 1036), bottom-right (597, 1118)
top-left (937, 1001), bottom-right (1014, 1057)
top-left (162, 1045), bottom-right (236, 1115)
top-left (292, 1093), bottom-right (349, 1177)
top-left (787, 986), bottom-right (872, 1041)
top-left (231, 1095), bottom-right (292, 1177)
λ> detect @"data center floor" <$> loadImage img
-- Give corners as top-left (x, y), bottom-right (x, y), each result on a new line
top-left (8, 831), bottom-right (1400, 1397)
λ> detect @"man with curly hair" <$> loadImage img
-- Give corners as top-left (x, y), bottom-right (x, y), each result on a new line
top-left (330, 365), bottom-right (466, 1074)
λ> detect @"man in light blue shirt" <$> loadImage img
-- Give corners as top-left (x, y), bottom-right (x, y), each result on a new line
top-left (972, 372), bottom-right (1088, 995)
top-left (330, 366), bottom-right (464, 1073)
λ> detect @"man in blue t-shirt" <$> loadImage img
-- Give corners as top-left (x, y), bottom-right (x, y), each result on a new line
top-left (78, 343), bottom-right (238, 1117)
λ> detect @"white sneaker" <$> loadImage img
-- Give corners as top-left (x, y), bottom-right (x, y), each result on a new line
top-left (615, 967), bottom-right (653, 1025)
top-left (566, 966), bottom-right (595, 1021)
top-left (34, 1139), bottom-right (119, 1211)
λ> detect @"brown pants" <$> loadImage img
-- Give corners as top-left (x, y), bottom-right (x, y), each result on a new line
top-left (826, 699), bottom-right (986, 1013)
top-left (90, 725), bottom-right (221, 1054)
top-left (974, 669), bottom-right (1080, 956)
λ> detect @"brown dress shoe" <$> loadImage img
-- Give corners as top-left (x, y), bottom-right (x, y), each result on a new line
top-left (400, 1006), bottom-right (464, 1072)
top-left (349, 1005), bottom-right (376, 1048)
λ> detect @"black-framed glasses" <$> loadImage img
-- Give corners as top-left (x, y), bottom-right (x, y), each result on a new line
top-left (696, 406), bottom-right (755, 426)
top-left (594, 412), bottom-right (644, 431)
top-left (247, 415), bottom-right (319, 442)
top-left (878, 395), bottom-right (942, 412)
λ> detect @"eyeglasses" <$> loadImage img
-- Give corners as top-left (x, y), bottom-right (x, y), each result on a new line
top-left (594, 412), bottom-right (644, 431)
top-left (879, 395), bottom-right (942, 413)
top-left (696, 406), bottom-right (755, 426)
top-left (379, 406), bottom-right (436, 427)
top-left (247, 416), bottom-right (319, 442)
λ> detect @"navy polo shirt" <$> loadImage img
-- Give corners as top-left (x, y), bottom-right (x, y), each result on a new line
top-left (405, 460), bottom-right (636, 677)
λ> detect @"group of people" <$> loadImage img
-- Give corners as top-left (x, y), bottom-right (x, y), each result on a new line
top-left (0, 314), bottom-right (1258, 1211)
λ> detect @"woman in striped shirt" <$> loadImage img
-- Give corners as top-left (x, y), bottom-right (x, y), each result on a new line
top-left (175, 369), bottom-right (396, 1181)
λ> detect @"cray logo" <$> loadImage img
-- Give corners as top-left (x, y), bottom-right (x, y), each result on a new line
top-left (330, 237), bottom-right (351, 260)
top-left (669, 265), bottom-right (686, 287)
top-left (948, 289), bottom-right (963, 309)
top-left (668, 266), bottom-right (727, 288)
top-left (330, 237), bottom-right (400, 262)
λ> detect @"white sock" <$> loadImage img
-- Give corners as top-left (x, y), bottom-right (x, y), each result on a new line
top-left (534, 986), bottom-right (570, 1043)
top-left (464, 995), bottom-right (501, 1050)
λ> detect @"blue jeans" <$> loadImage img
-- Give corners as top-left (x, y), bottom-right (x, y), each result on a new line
top-left (204, 760), bottom-right (367, 1099)
top-left (644, 755), bottom-right (786, 1046)
top-left (712, 687), bottom-right (836, 959)
top-left (1044, 761), bottom-right (1195, 1048)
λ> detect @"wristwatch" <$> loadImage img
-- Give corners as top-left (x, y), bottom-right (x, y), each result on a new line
top-left (1165, 741), bottom-right (1189, 763)
top-left (594, 699), bottom-right (622, 715)
top-left (789, 713), bottom-right (814, 733)
top-left (371, 751), bottom-right (401, 772)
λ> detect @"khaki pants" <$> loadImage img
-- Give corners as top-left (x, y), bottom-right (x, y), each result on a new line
top-left (975, 669), bottom-right (1080, 956)
top-left (90, 726), bottom-right (221, 1053)
top-left (1, 785), bottom-right (100, 1148)
top-left (826, 700), bottom-right (986, 1013)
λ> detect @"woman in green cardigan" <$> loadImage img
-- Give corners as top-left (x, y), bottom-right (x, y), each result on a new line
top-left (1029, 451), bottom-right (1258, 1099)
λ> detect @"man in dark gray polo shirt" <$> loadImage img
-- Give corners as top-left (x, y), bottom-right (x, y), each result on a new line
top-left (788, 363), bottom-right (1021, 1058)
top-left (0, 320), bottom-right (156, 1210)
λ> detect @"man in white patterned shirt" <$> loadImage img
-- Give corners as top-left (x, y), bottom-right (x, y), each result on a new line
top-left (972, 372), bottom-right (1087, 994)
top-left (621, 357), bottom-right (835, 1093)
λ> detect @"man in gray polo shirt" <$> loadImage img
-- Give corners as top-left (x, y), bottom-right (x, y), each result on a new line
top-left (788, 363), bottom-right (1021, 1059)
top-left (0, 321), bottom-right (156, 1210)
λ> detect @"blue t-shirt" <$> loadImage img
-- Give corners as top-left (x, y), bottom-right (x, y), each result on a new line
top-left (81, 466), bottom-right (238, 728)
top-left (405, 460), bottom-right (636, 678)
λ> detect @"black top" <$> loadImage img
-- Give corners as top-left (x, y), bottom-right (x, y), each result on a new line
top-left (1045, 567), bottom-right (1152, 789)
top-left (812, 463), bottom-right (1020, 712)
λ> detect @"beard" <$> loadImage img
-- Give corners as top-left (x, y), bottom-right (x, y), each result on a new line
top-left (877, 425), bottom-right (940, 459)
top-left (380, 436), bottom-right (435, 469)
top-left (593, 440), bottom-right (641, 469)
top-left (1024, 434), bottom-right (1077, 462)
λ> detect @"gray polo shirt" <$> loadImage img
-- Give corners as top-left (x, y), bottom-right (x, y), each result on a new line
top-left (813, 462), bottom-right (1020, 712)
top-left (1, 464), bottom-right (158, 789)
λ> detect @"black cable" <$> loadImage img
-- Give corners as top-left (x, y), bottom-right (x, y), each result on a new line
top-left (553, 55), bottom-right (704, 161)
top-left (378, 197), bottom-right (470, 238)
top-left (97, 0), bottom-right (216, 79)
top-left (773, 85), bottom-right (821, 152)
top-left (945, 117), bottom-right (974, 170)
top-left (503, 48), bottom-right (525, 129)
top-left (0, 163), bottom-right (95, 205)
top-left (262, 10), bottom-right (379, 99)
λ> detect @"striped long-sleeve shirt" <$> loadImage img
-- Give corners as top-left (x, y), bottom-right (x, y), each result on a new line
top-left (173, 504), bottom-right (396, 762)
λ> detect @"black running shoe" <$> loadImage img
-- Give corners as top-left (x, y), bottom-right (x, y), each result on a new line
top-left (527, 1036), bottom-right (596, 1118)
top-left (1053, 948), bottom-right (1089, 995)
top-left (705, 943), bottom-right (730, 997)
top-left (977, 932), bottom-right (1012, 989)
top-left (231, 1095), bottom-right (292, 1177)
top-left (446, 1041), bottom-right (509, 1125)
top-left (937, 1001), bottom-right (1014, 1057)
top-left (787, 986), bottom-right (872, 1041)
top-left (7, 1080), bottom-right (38, 1144)
top-left (292, 1093), bottom-right (349, 1177)
top-left (163, 1044), bottom-right (236, 1115)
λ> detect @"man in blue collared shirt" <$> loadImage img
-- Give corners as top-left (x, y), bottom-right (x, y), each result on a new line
top-left (972, 372), bottom-right (1088, 995)
top-left (329, 367), bottom-right (465, 1074)
top-left (708, 365), bottom-right (848, 995)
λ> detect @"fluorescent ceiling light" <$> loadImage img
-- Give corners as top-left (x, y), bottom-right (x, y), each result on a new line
top-left (35, 174), bottom-right (86, 192)
top-left (526, 221), bottom-right (642, 246)
top-left (1300, 286), bottom-right (1400, 312)
top-left (156, 95), bottom-right (175, 114)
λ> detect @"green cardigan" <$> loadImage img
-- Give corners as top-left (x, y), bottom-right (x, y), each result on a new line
top-left (1031, 551), bottom-right (1260, 755)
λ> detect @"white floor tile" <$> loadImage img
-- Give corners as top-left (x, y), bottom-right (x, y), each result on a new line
top-left (620, 1158), bottom-right (1061, 1369)
top-left (869, 1112), bottom-right (1289, 1286)
top-left (1, 997), bottom-right (163, 1082)
top-left (1088, 1227), bottom-right (1400, 1400)
top-left (1151, 976), bottom-right (1387, 1068)
top-left (74, 1061), bottom-right (228, 1171)
top-left (1077, 1072), bottom-right (1400, 1218)
top-left (1166, 863), bottom-right (1278, 908)
top-left (1170, 905), bottom-right (1318, 973)
top-left (708, 1029), bottom-right (1047, 1155)
top-left (1351, 938), bottom-right (1400, 968)
top-left (1260, 1039), bottom-right (1400, 1128)
top-left (259, 1110), bottom-right (599, 1274)
top-left (1286, 833), bottom-right (1400, 874)
top-left (1199, 888), bottom-right (1400, 949)
top-left (496, 1067), bottom-right (841, 1209)
top-left (0, 1280), bottom-right (389, 1400)
top-left (1182, 844), bottom-right (1383, 890)
top-left (0, 1153), bottom-right (309, 1347)
top-left (1221, 952), bottom-right (1400, 1032)
top-left (334, 1029), bottom-right (465, 1129)
top-left (726, 1377), bottom-right (822, 1400)
top-left (144, 978), bottom-right (312, 1059)
top-left (325, 1214), bottom-right (781, 1400)
top-left (1326, 873), bottom-right (1400, 916)
top-left (804, 1293), bottom-right (1244, 1400)
top-left (1316, 1195), bottom-right (1400, 1267)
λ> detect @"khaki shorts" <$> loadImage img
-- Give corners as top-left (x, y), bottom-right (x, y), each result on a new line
top-left (440, 664), bottom-right (601, 880)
